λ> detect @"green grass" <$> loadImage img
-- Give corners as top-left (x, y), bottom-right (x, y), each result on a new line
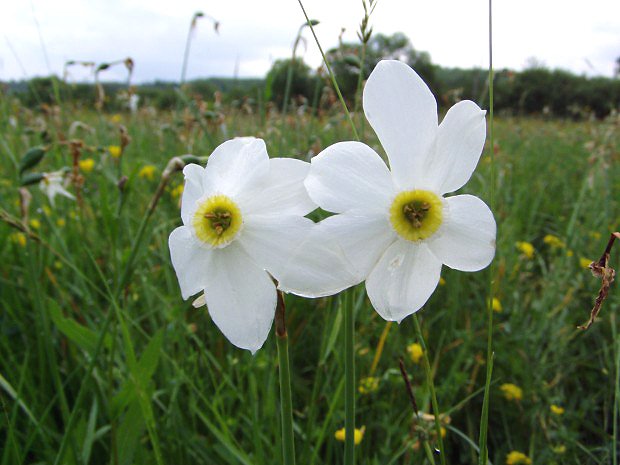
top-left (0, 91), bottom-right (619, 465)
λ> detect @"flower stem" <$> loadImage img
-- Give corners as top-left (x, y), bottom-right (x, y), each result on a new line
top-left (344, 290), bottom-right (356, 465)
top-left (413, 314), bottom-right (447, 465)
top-left (478, 1), bottom-right (495, 464)
top-left (276, 291), bottom-right (296, 465)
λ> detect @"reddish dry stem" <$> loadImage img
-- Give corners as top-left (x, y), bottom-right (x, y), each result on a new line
top-left (579, 232), bottom-right (619, 330)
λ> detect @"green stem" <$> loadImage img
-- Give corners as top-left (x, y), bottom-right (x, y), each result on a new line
top-left (296, 0), bottom-right (359, 141)
top-left (344, 290), bottom-right (355, 465)
top-left (277, 335), bottom-right (296, 465)
top-left (413, 314), bottom-right (446, 465)
top-left (478, 2), bottom-right (495, 464)
top-left (613, 313), bottom-right (619, 465)
top-left (276, 291), bottom-right (296, 465)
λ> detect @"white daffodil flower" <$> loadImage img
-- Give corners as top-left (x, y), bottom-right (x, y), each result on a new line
top-left (40, 171), bottom-right (75, 207)
top-left (304, 60), bottom-right (496, 322)
top-left (169, 137), bottom-right (356, 353)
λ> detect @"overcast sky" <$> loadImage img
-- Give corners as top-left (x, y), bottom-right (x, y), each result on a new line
top-left (1, 0), bottom-right (618, 83)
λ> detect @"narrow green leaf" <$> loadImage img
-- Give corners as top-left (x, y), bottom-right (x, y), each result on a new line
top-left (48, 300), bottom-right (111, 355)
top-left (81, 400), bottom-right (98, 464)
top-left (136, 329), bottom-right (164, 382)
top-left (117, 400), bottom-right (145, 465)
top-left (18, 147), bottom-right (46, 174)
top-left (20, 172), bottom-right (44, 186)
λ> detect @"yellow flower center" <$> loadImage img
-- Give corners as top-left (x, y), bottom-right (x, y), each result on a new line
top-left (192, 194), bottom-right (242, 247)
top-left (389, 190), bottom-right (443, 242)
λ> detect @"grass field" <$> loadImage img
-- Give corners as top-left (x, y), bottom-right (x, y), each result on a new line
top-left (1, 92), bottom-right (619, 465)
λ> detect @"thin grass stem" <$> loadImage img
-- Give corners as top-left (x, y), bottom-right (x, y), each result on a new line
top-left (613, 312), bottom-right (619, 465)
top-left (478, 1), bottom-right (495, 464)
top-left (413, 314), bottom-right (447, 465)
top-left (296, 0), bottom-right (359, 141)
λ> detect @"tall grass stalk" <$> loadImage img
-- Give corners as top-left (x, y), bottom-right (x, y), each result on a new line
top-left (413, 315), bottom-right (447, 465)
top-left (478, 1), bottom-right (495, 463)
top-left (613, 312), bottom-right (619, 465)
top-left (296, 0), bottom-right (359, 142)
top-left (180, 12), bottom-right (204, 86)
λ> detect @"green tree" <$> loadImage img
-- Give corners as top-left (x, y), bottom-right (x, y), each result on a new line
top-left (326, 32), bottom-right (439, 103)
top-left (264, 58), bottom-right (318, 108)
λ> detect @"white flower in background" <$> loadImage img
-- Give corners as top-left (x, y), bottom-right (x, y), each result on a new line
top-left (304, 60), bottom-right (496, 322)
top-left (40, 170), bottom-right (75, 207)
top-left (169, 137), bottom-right (356, 353)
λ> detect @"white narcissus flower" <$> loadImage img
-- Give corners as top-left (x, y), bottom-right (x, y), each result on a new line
top-left (40, 171), bottom-right (75, 207)
top-left (304, 60), bottom-right (496, 322)
top-left (169, 137), bottom-right (356, 353)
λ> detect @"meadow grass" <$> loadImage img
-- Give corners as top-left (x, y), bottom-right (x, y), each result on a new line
top-left (0, 91), bottom-right (619, 465)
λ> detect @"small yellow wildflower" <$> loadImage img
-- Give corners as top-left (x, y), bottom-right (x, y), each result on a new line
top-left (500, 383), bottom-right (523, 401)
top-left (439, 276), bottom-right (446, 286)
top-left (42, 206), bottom-right (52, 216)
top-left (56, 218), bottom-right (66, 228)
top-left (29, 219), bottom-right (41, 230)
top-left (589, 231), bottom-right (602, 240)
top-left (358, 376), bottom-right (380, 394)
top-left (440, 426), bottom-right (447, 438)
top-left (109, 145), bottom-right (122, 158)
top-left (492, 297), bottom-right (502, 313)
top-left (78, 158), bottom-right (95, 173)
top-left (552, 444), bottom-right (567, 454)
top-left (334, 426), bottom-right (365, 445)
top-left (171, 184), bottom-right (184, 199)
top-left (10, 232), bottom-right (27, 247)
top-left (566, 249), bottom-right (574, 257)
top-left (111, 114), bottom-right (122, 123)
top-left (550, 404), bottom-right (564, 415)
top-left (407, 343), bottom-right (424, 364)
top-left (506, 450), bottom-right (531, 465)
top-left (543, 234), bottom-right (565, 249)
top-left (579, 257), bottom-right (592, 269)
top-left (516, 241), bottom-right (535, 259)
top-left (139, 164), bottom-right (157, 181)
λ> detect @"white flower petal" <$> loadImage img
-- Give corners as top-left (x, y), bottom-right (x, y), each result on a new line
top-left (204, 137), bottom-right (269, 197)
top-left (366, 240), bottom-right (442, 322)
top-left (239, 158), bottom-right (316, 216)
top-left (423, 100), bottom-right (487, 194)
top-left (180, 164), bottom-right (206, 225)
top-left (426, 194), bottom-right (496, 271)
top-left (239, 215), bottom-right (358, 298)
top-left (363, 60), bottom-right (438, 189)
top-left (169, 226), bottom-right (213, 300)
top-left (203, 243), bottom-right (276, 353)
top-left (304, 141), bottom-right (394, 213)
top-left (319, 211), bottom-right (396, 280)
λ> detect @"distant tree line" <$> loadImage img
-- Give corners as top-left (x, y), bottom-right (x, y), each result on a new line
top-left (2, 32), bottom-right (618, 119)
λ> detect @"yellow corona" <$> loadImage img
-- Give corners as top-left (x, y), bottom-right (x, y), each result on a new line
top-left (192, 194), bottom-right (242, 247)
top-left (389, 190), bottom-right (443, 242)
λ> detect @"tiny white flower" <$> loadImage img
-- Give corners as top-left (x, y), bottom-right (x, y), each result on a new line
top-left (304, 60), bottom-right (496, 322)
top-left (169, 137), bottom-right (356, 353)
top-left (40, 170), bottom-right (75, 207)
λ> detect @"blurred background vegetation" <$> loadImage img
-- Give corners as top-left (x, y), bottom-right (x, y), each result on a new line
top-left (3, 32), bottom-right (619, 119)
